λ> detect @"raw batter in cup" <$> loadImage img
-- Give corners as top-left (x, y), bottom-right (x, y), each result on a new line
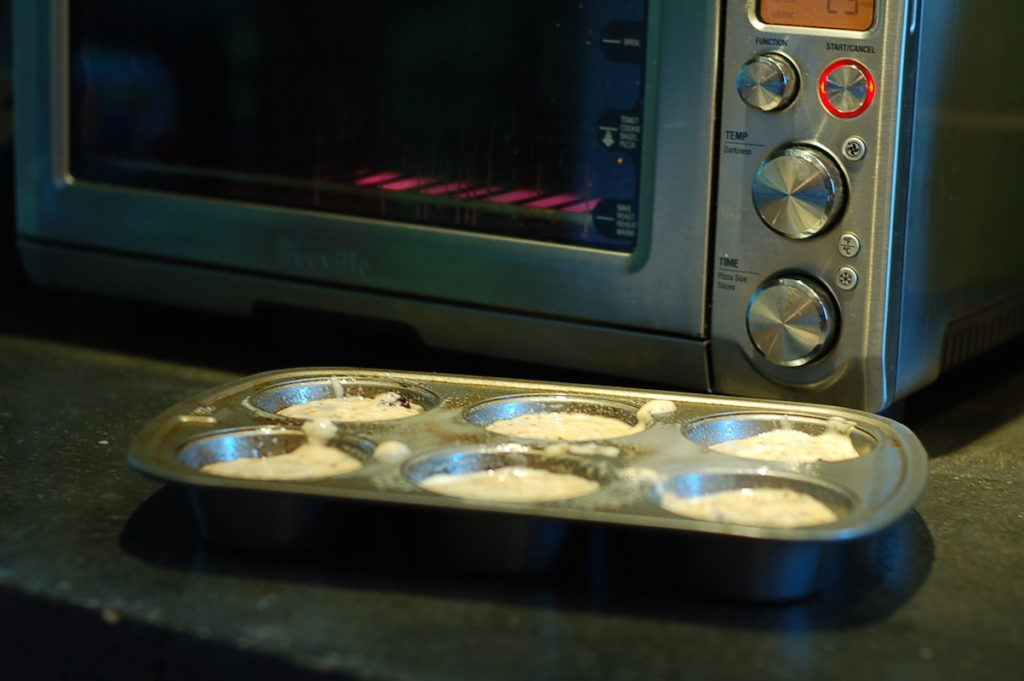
top-left (199, 420), bottom-right (362, 480)
top-left (709, 418), bottom-right (860, 462)
top-left (279, 391), bottom-right (423, 422)
top-left (484, 399), bottom-right (675, 441)
top-left (420, 466), bottom-right (600, 502)
top-left (661, 487), bottom-right (838, 528)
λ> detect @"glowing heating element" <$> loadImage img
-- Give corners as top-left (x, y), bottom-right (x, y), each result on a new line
top-left (420, 181), bottom-right (473, 196)
top-left (353, 171), bottom-right (402, 187)
top-left (561, 198), bottom-right (603, 214)
top-left (524, 193), bottom-right (581, 209)
top-left (348, 168), bottom-right (605, 218)
top-left (379, 177), bottom-right (436, 191)
top-left (487, 189), bottom-right (544, 204)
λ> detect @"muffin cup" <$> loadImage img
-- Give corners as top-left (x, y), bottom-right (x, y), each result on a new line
top-left (463, 394), bottom-right (645, 441)
top-left (683, 412), bottom-right (877, 463)
top-left (245, 376), bottom-right (438, 422)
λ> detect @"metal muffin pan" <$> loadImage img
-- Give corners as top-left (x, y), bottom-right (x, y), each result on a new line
top-left (127, 368), bottom-right (929, 600)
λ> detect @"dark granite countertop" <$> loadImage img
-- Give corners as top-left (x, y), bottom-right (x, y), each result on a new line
top-left (1, 284), bottom-right (1021, 680)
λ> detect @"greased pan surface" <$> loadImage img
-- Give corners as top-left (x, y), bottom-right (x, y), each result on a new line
top-left (127, 368), bottom-right (929, 599)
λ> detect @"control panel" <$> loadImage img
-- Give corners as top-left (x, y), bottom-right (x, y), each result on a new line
top-left (711, 0), bottom-right (910, 409)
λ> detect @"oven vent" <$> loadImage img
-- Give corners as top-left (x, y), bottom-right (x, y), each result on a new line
top-left (941, 296), bottom-right (1024, 371)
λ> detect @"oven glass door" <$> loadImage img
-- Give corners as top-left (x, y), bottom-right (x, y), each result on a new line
top-left (70, 0), bottom-right (648, 252)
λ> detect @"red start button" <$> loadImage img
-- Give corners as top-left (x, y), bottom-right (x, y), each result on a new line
top-left (818, 59), bottom-right (876, 118)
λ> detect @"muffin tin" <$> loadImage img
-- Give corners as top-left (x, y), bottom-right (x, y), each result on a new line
top-left (127, 368), bottom-right (929, 600)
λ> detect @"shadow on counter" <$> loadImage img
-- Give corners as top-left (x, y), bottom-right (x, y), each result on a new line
top-left (0, 584), bottom-right (342, 681)
top-left (899, 335), bottom-right (1024, 460)
top-left (119, 480), bottom-right (934, 632)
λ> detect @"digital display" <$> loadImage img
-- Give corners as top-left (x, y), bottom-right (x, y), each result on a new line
top-left (69, 0), bottom-right (648, 252)
top-left (758, 0), bottom-right (875, 31)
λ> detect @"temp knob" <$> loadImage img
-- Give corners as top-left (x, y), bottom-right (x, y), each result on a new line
top-left (751, 145), bottom-right (846, 239)
top-left (737, 53), bottom-right (799, 112)
top-left (746, 277), bottom-right (837, 367)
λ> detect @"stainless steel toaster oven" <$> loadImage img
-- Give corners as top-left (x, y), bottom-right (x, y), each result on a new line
top-left (13, 0), bottom-right (1024, 410)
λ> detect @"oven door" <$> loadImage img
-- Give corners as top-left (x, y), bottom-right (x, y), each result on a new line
top-left (15, 0), bottom-right (720, 385)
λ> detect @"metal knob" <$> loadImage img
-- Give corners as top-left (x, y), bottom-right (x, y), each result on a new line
top-left (746, 277), bottom-right (837, 367)
top-left (819, 59), bottom-right (875, 118)
top-left (737, 53), bottom-right (799, 112)
top-left (751, 145), bottom-right (846, 239)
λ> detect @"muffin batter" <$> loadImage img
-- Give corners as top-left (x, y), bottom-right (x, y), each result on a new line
top-left (661, 487), bottom-right (839, 528)
top-left (199, 420), bottom-right (362, 480)
top-left (710, 427), bottom-right (860, 462)
top-left (420, 466), bottom-right (600, 502)
top-left (485, 412), bottom-right (638, 440)
top-left (373, 439), bottom-right (412, 462)
top-left (279, 391), bottom-right (423, 422)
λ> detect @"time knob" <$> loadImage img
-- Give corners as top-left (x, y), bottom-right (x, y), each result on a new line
top-left (746, 276), bottom-right (837, 367)
top-left (752, 145), bottom-right (846, 239)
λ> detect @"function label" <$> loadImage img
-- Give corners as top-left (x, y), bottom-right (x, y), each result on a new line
top-left (600, 21), bottom-right (645, 63)
top-left (597, 109), bottom-right (643, 157)
top-left (593, 199), bottom-right (639, 239)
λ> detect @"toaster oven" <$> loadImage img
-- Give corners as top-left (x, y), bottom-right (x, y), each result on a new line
top-left (13, 0), bottom-right (1024, 410)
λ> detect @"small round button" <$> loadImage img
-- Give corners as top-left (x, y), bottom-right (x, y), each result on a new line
top-left (746, 276), bottom-right (837, 367)
top-left (835, 266), bottom-right (859, 291)
top-left (737, 53), bottom-right (800, 112)
top-left (841, 136), bottom-right (868, 161)
top-left (837, 232), bottom-right (861, 257)
top-left (752, 145), bottom-right (847, 239)
top-left (819, 59), bottom-right (876, 118)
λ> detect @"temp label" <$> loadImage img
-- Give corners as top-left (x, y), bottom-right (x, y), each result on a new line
top-left (723, 129), bottom-right (764, 156)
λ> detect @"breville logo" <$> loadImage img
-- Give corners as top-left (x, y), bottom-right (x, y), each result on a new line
top-left (278, 238), bottom-right (371, 279)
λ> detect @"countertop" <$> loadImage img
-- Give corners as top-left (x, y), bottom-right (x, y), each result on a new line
top-left (1, 284), bottom-right (1021, 680)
